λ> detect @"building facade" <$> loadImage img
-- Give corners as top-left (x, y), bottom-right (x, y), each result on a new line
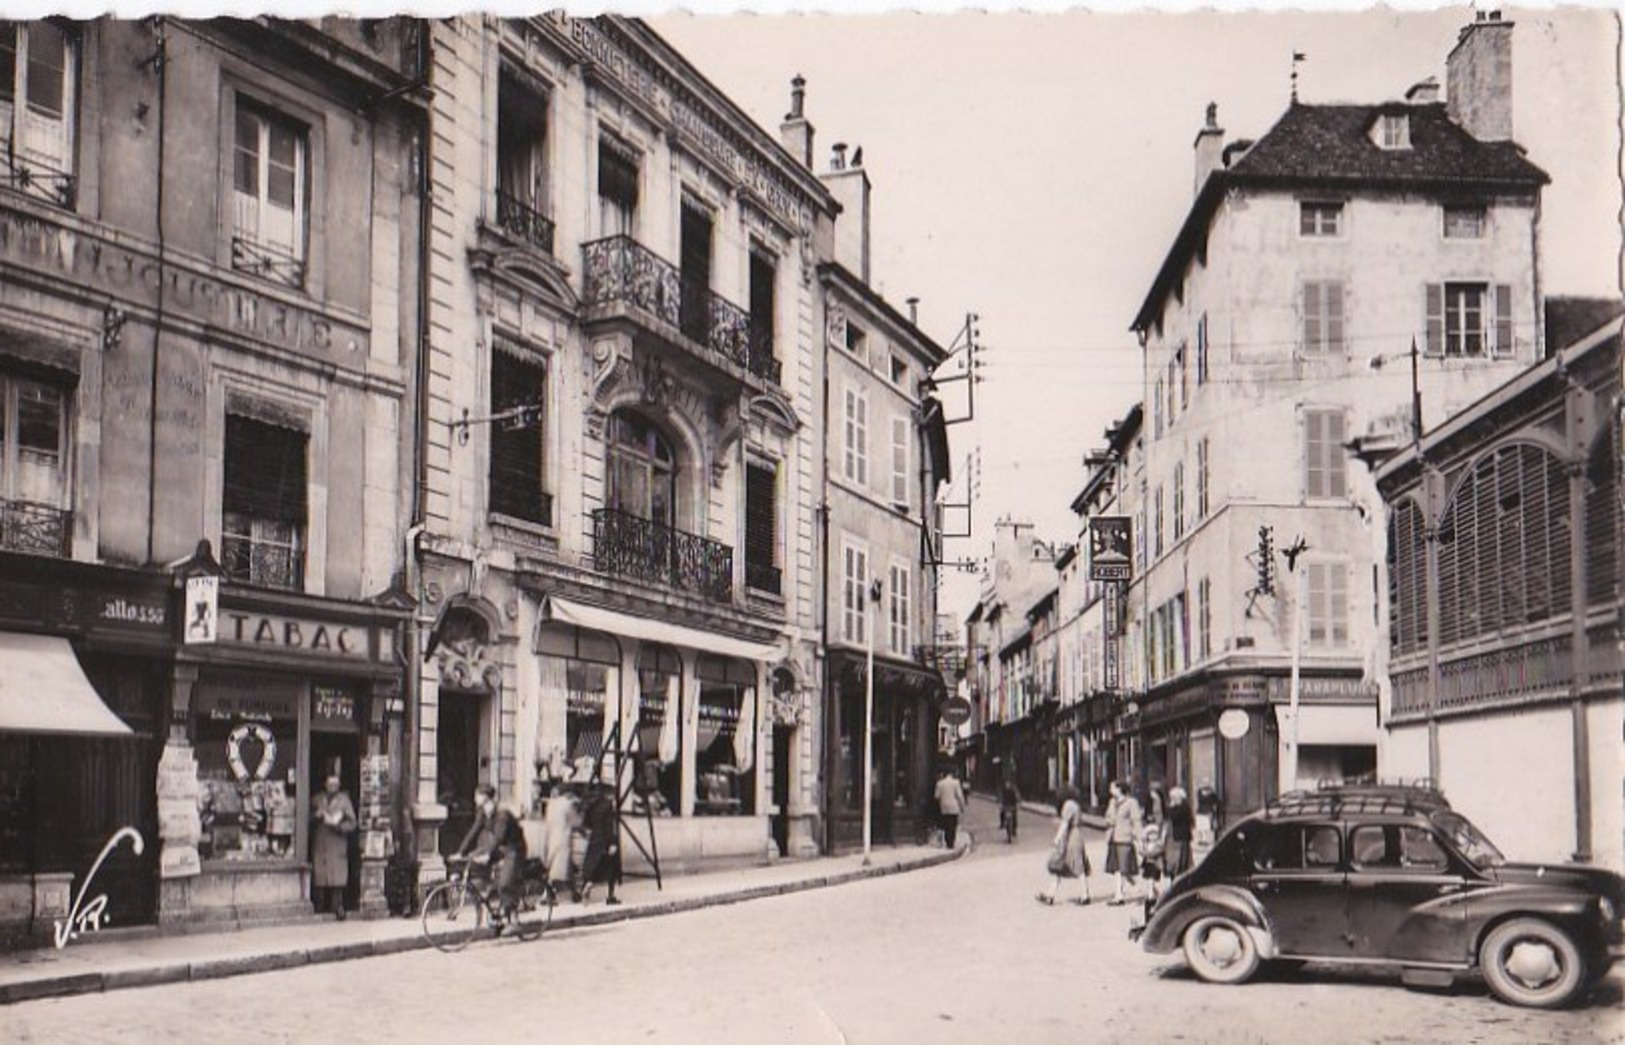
top-left (1120, 13), bottom-right (1548, 818)
top-left (409, 15), bottom-right (838, 881)
top-left (1376, 308), bottom-right (1621, 869)
top-left (0, 16), bottom-right (424, 939)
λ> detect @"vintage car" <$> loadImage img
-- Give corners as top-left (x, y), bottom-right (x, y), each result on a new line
top-left (1133, 783), bottom-right (1625, 1008)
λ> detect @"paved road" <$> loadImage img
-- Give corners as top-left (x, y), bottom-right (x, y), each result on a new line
top-left (4, 799), bottom-right (1619, 1043)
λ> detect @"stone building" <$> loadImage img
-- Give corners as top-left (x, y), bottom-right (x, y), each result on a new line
top-left (1122, 12), bottom-right (1547, 817)
top-left (408, 15), bottom-right (839, 881)
top-left (0, 16), bottom-right (424, 938)
top-left (1376, 304), bottom-right (1621, 868)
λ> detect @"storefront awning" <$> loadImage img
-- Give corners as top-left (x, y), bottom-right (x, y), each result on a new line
top-left (1274, 702), bottom-right (1379, 746)
top-left (0, 633), bottom-right (133, 736)
top-left (540, 596), bottom-right (781, 664)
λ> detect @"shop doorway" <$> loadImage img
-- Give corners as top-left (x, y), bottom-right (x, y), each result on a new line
top-left (437, 691), bottom-right (485, 856)
top-left (770, 725), bottom-right (791, 857)
top-left (310, 731), bottom-right (362, 908)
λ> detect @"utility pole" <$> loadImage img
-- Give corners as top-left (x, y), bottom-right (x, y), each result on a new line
top-left (1281, 536), bottom-right (1309, 791)
top-left (862, 575), bottom-right (883, 867)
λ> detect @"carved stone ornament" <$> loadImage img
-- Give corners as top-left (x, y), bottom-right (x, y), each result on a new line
top-left (434, 609), bottom-right (502, 694)
top-left (826, 303), bottom-right (847, 350)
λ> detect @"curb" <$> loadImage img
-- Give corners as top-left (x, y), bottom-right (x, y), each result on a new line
top-left (0, 842), bottom-right (969, 1006)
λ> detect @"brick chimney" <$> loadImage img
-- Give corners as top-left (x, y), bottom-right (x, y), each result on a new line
top-left (1193, 102), bottom-right (1224, 196)
top-left (779, 74), bottom-right (814, 168)
top-left (822, 142), bottom-right (871, 282)
top-left (1405, 76), bottom-right (1441, 104)
top-left (1447, 11), bottom-right (1514, 141)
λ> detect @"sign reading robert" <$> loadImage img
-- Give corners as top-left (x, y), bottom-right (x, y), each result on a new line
top-left (1088, 516), bottom-right (1133, 582)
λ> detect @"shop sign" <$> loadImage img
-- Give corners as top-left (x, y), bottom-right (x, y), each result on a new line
top-left (1218, 709), bottom-right (1251, 740)
top-left (940, 696), bottom-right (973, 727)
top-left (1089, 517), bottom-right (1133, 582)
top-left (194, 675), bottom-right (300, 722)
top-left (1266, 676), bottom-right (1379, 702)
top-left (311, 685), bottom-right (358, 731)
top-left (1103, 636), bottom-right (1119, 689)
top-left (182, 575), bottom-right (218, 645)
top-left (1221, 676), bottom-right (1267, 703)
top-left (219, 611), bottom-right (370, 661)
top-left (0, 576), bottom-right (169, 639)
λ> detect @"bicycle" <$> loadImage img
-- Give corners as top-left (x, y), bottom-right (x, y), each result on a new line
top-left (420, 855), bottom-right (555, 952)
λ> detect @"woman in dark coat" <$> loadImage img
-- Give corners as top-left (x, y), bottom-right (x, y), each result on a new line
top-left (574, 783), bottom-right (621, 905)
top-left (312, 772), bottom-right (357, 919)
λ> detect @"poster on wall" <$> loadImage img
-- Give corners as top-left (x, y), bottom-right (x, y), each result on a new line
top-left (360, 754), bottom-right (392, 860)
top-left (155, 741), bottom-right (203, 879)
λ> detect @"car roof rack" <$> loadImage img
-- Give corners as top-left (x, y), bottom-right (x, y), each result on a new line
top-left (1263, 779), bottom-right (1449, 820)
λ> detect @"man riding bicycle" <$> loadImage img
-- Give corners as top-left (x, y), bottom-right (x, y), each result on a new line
top-left (451, 783), bottom-right (528, 935)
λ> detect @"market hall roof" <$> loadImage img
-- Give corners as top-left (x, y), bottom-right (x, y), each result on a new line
top-left (1131, 101), bottom-right (1550, 333)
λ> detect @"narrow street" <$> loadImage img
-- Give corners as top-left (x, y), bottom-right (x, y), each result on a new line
top-left (4, 800), bottom-right (1618, 1044)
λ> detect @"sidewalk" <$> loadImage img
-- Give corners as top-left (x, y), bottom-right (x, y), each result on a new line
top-left (0, 840), bottom-right (967, 1005)
top-left (974, 791), bottom-right (1109, 830)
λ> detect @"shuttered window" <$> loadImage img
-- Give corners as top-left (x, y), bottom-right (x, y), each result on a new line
top-left (1425, 283), bottom-right (1513, 357)
top-left (890, 415), bottom-right (909, 508)
top-left (1301, 280), bottom-right (1346, 355)
top-left (1153, 484), bottom-right (1164, 558)
top-left (1195, 313), bottom-right (1209, 385)
top-left (1305, 408), bottom-right (1347, 498)
top-left (1437, 444), bottom-right (1570, 645)
top-left (843, 385), bottom-right (868, 486)
top-left (1196, 437), bottom-right (1210, 519)
top-left (1307, 562), bottom-right (1348, 645)
top-left (488, 346), bottom-right (549, 526)
top-left (222, 414), bottom-right (307, 590)
top-left (842, 540), bottom-right (868, 644)
top-left (888, 561), bottom-right (911, 656)
top-left (744, 461), bottom-right (778, 594)
top-left (1197, 576), bottom-right (1212, 659)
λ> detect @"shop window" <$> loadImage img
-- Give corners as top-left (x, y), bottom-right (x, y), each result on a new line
top-left (841, 538), bottom-right (869, 644)
top-left (222, 414), bottom-right (307, 591)
top-left (597, 135), bottom-right (638, 237)
top-left (1304, 408), bottom-right (1347, 499)
top-left (1425, 282), bottom-right (1513, 358)
top-left (744, 460), bottom-right (779, 594)
top-left (0, 371), bottom-right (70, 556)
top-left (193, 674), bottom-right (302, 863)
top-left (890, 414), bottom-right (910, 509)
top-left (495, 69), bottom-right (552, 253)
top-left (634, 644), bottom-right (680, 816)
top-left (0, 20), bottom-right (78, 207)
top-left (232, 98), bottom-right (308, 288)
top-left (488, 344), bottom-right (550, 527)
top-left (695, 655), bottom-right (756, 816)
top-left (565, 661), bottom-right (608, 777)
top-left (1301, 280), bottom-right (1346, 355)
top-left (843, 384), bottom-right (868, 487)
top-left (888, 560), bottom-right (911, 657)
top-left (1306, 562), bottom-right (1349, 646)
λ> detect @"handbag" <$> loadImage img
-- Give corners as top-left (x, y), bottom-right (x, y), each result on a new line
top-left (1046, 840), bottom-right (1067, 875)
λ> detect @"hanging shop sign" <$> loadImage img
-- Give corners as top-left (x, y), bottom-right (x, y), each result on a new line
top-left (1089, 516), bottom-right (1133, 582)
top-left (940, 696), bottom-right (973, 727)
top-left (1218, 709), bottom-right (1251, 741)
top-left (183, 575), bottom-right (219, 645)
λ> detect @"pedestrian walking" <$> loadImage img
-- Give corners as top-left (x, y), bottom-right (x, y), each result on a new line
top-left (312, 771), bottom-right (356, 920)
top-left (1036, 785), bottom-right (1092, 906)
top-left (575, 782), bottom-right (621, 905)
top-left (1194, 780), bottom-right (1221, 861)
top-left (999, 778), bottom-right (1021, 843)
top-left (541, 781), bottom-right (580, 900)
top-left (933, 768), bottom-right (966, 849)
top-left (1164, 786), bottom-right (1194, 880)
top-left (1103, 779), bottom-right (1144, 906)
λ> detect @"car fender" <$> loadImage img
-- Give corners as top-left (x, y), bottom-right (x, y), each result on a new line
top-left (1462, 886), bottom-right (1608, 952)
top-left (1139, 884), bottom-right (1276, 957)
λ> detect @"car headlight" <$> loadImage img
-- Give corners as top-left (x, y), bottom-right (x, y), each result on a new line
top-left (1600, 896), bottom-right (1617, 924)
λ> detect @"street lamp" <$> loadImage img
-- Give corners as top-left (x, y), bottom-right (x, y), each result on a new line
top-left (862, 575), bottom-right (883, 867)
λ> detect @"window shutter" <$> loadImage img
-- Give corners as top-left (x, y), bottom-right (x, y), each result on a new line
top-left (1424, 284), bottom-right (1444, 357)
top-left (891, 415), bottom-right (909, 506)
top-left (1326, 282), bottom-right (1346, 354)
top-left (1492, 284), bottom-right (1514, 357)
top-left (1302, 282), bottom-right (1322, 354)
top-left (745, 462), bottom-right (777, 570)
top-left (1305, 410), bottom-right (1325, 497)
top-left (224, 415), bottom-right (307, 525)
top-left (1327, 410), bottom-right (1347, 497)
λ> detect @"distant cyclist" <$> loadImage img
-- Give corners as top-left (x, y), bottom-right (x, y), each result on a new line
top-left (999, 778), bottom-right (1021, 843)
top-left (453, 783), bottom-right (528, 935)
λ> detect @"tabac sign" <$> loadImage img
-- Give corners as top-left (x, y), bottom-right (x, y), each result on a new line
top-left (1089, 516), bottom-right (1133, 582)
top-left (217, 610), bottom-right (371, 662)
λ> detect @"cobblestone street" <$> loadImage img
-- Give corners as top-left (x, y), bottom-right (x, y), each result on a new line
top-left (3, 802), bottom-right (1618, 1044)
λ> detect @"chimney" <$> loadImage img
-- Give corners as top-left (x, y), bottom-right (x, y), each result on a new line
top-left (1404, 76), bottom-right (1440, 105)
top-left (779, 74), bottom-right (814, 168)
top-left (822, 142), bottom-right (871, 281)
top-left (1446, 11), bottom-right (1514, 141)
top-left (906, 297), bottom-right (919, 325)
top-left (1193, 102), bottom-right (1225, 197)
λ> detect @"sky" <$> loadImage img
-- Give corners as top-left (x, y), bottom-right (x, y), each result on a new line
top-left (647, 5), bottom-right (1623, 620)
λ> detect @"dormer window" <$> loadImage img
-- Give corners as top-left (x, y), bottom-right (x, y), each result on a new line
top-left (1376, 113), bottom-right (1411, 150)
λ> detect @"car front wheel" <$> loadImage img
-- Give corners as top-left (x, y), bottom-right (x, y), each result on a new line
top-left (1182, 915), bottom-right (1261, 985)
top-left (1479, 918), bottom-right (1586, 1009)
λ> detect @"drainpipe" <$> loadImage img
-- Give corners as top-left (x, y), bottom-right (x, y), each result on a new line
top-left (144, 19), bottom-right (169, 565)
top-left (1565, 376), bottom-right (1594, 862)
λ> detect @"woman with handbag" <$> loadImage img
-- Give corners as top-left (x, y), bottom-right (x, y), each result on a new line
top-left (1104, 779), bottom-right (1144, 906)
top-left (1036, 785), bottom-right (1092, 906)
top-left (312, 771), bottom-right (357, 920)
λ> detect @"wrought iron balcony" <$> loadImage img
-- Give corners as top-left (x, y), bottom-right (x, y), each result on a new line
top-left (221, 533), bottom-right (305, 591)
top-left (2, 152), bottom-right (76, 209)
top-left (0, 499), bottom-right (71, 557)
top-left (231, 235), bottom-right (307, 289)
top-left (495, 189), bottom-right (555, 255)
top-left (591, 507), bottom-right (733, 604)
top-left (583, 236), bottom-right (782, 386)
top-left (745, 561), bottom-right (782, 596)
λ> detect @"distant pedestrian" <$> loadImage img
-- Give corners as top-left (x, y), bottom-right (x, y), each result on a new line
top-left (1164, 786), bottom-right (1194, 880)
top-left (312, 772), bottom-right (356, 920)
top-left (1104, 779), bottom-right (1144, 906)
top-left (933, 769), bottom-right (967, 849)
top-left (1037, 785), bottom-right (1092, 906)
top-left (575, 782), bottom-right (621, 905)
top-left (541, 781), bottom-right (580, 899)
top-left (1194, 780), bottom-right (1221, 860)
top-left (999, 778), bottom-right (1021, 843)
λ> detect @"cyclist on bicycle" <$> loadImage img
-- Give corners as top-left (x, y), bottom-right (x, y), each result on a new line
top-left (452, 783), bottom-right (528, 935)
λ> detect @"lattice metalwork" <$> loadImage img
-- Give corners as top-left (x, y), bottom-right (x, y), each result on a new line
top-left (0, 499), bottom-right (70, 557)
top-left (592, 507), bottom-right (733, 604)
top-left (495, 189), bottom-right (555, 255)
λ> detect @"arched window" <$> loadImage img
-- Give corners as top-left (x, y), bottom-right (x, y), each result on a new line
top-left (607, 410), bottom-right (678, 526)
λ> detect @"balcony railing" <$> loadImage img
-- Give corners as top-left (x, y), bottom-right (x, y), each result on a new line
top-left (583, 236), bottom-right (782, 386)
top-left (0, 499), bottom-right (71, 557)
top-left (495, 189), bottom-right (556, 255)
top-left (221, 534), bottom-right (305, 591)
top-left (591, 507), bottom-right (733, 604)
top-left (745, 561), bottom-right (782, 596)
top-left (2, 150), bottom-right (76, 209)
top-left (231, 235), bottom-right (307, 289)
